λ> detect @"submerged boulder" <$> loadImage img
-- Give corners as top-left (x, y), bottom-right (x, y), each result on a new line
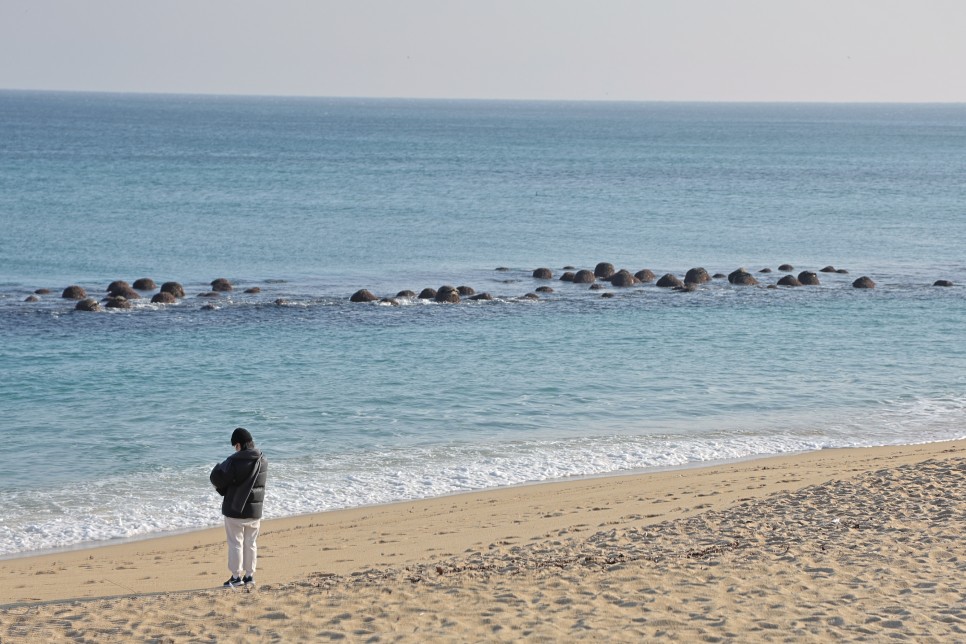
top-left (457, 285), bottom-right (476, 296)
top-left (151, 292), bottom-right (178, 304)
top-left (418, 288), bottom-right (438, 299)
top-left (777, 275), bottom-right (803, 287)
top-left (728, 269), bottom-right (758, 286)
top-left (108, 282), bottom-right (141, 299)
top-left (656, 273), bottom-right (684, 288)
top-left (559, 272), bottom-right (576, 282)
top-left (778, 264), bottom-right (795, 272)
top-left (634, 269), bottom-right (656, 283)
top-left (75, 298), bottom-right (100, 311)
top-left (350, 289), bottom-right (378, 303)
top-left (820, 266), bottom-right (837, 273)
top-left (470, 292), bottom-right (494, 301)
top-left (105, 296), bottom-right (132, 309)
top-left (107, 280), bottom-right (131, 295)
top-left (610, 270), bottom-right (640, 287)
top-left (532, 268), bottom-right (553, 280)
top-left (435, 286), bottom-right (461, 303)
top-left (572, 270), bottom-right (596, 284)
top-left (594, 262), bottom-right (616, 280)
top-left (132, 278), bottom-right (157, 290)
top-left (684, 267), bottom-right (711, 284)
top-left (852, 276), bottom-right (876, 289)
top-left (160, 282), bottom-right (186, 298)
top-left (62, 285), bottom-right (87, 300)
top-left (933, 280), bottom-right (954, 287)
top-left (210, 278), bottom-right (233, 292)
top-left (798, 271), bottom-right (820, 286)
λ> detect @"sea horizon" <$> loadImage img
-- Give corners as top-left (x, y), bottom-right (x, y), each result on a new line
top-left (7, 85), bottom-right (966, 106)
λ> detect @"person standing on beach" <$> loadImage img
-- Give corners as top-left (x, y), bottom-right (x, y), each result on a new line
top-left (210, 427), bottom-right (268, 589)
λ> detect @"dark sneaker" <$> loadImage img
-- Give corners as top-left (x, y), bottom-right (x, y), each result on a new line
top-left (223, 576), bottom-right (244, 588)
top-left (242, 575), bottom-right (255, 588)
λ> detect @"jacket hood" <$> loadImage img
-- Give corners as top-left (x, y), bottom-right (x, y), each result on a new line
top-left (233, 447), bottom-right (263, 461)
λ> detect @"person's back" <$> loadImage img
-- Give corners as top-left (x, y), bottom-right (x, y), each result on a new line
top-left (213, 446), bottom-right (267, 519)
top-left (210, 427), bottom-right (267, 589)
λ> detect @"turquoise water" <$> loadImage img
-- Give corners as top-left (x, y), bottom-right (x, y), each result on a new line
top-left (1, 91), bottom-right (964, 556)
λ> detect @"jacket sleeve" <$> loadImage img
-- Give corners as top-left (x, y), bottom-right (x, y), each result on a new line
top-left (210, 458), bottom-right (234, 493)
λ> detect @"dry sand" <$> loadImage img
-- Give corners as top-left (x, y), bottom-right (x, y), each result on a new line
top-left (2, 439), bottom-right (964, 642)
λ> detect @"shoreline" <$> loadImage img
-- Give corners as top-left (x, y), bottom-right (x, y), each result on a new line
top-left (0, 439), bottom-right (966, 608)
top-left (5, 437), bottom-right (958, 564)
top-left (0, 445), bottom-right (815, 564)
top-left (4, 439), bottom-right (965, 640)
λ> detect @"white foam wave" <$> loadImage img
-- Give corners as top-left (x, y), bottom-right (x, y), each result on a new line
top-left (3, 405), bottom-right (964, 558)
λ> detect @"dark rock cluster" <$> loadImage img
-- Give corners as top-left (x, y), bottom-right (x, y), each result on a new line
top-left (21, 277), bottom-right (267, 311)
top-left (341, 261), bottom-right (960, 304)
top-left (14, 262), bottom-right (955, 314)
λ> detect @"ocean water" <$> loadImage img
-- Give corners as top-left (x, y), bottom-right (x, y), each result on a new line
top-left (1, 91), bottom-right (964, 557)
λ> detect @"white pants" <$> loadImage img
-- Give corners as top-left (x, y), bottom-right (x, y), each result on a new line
top-left (224, 516), bottom-right (260, 577)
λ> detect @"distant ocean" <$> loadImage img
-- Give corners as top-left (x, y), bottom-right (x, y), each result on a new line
top-left (1, 91), bottom-right (964, 558)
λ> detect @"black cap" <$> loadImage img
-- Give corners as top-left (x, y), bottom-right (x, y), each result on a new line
top-left (231, 427), bottom-right (253, 446)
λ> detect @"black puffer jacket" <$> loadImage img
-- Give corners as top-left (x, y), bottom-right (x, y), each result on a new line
top-left (210, 448), bottom-right (268, 519)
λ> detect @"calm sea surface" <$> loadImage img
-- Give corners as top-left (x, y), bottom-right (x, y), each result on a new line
top-left (1, 91), bottom-right (964, 557)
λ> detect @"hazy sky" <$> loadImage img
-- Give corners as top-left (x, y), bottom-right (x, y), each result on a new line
top-left (2, 0), bottom-right (964, 102)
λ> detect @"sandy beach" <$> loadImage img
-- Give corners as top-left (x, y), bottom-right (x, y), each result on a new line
top-left (2, 439), bottom-right (964, 642)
